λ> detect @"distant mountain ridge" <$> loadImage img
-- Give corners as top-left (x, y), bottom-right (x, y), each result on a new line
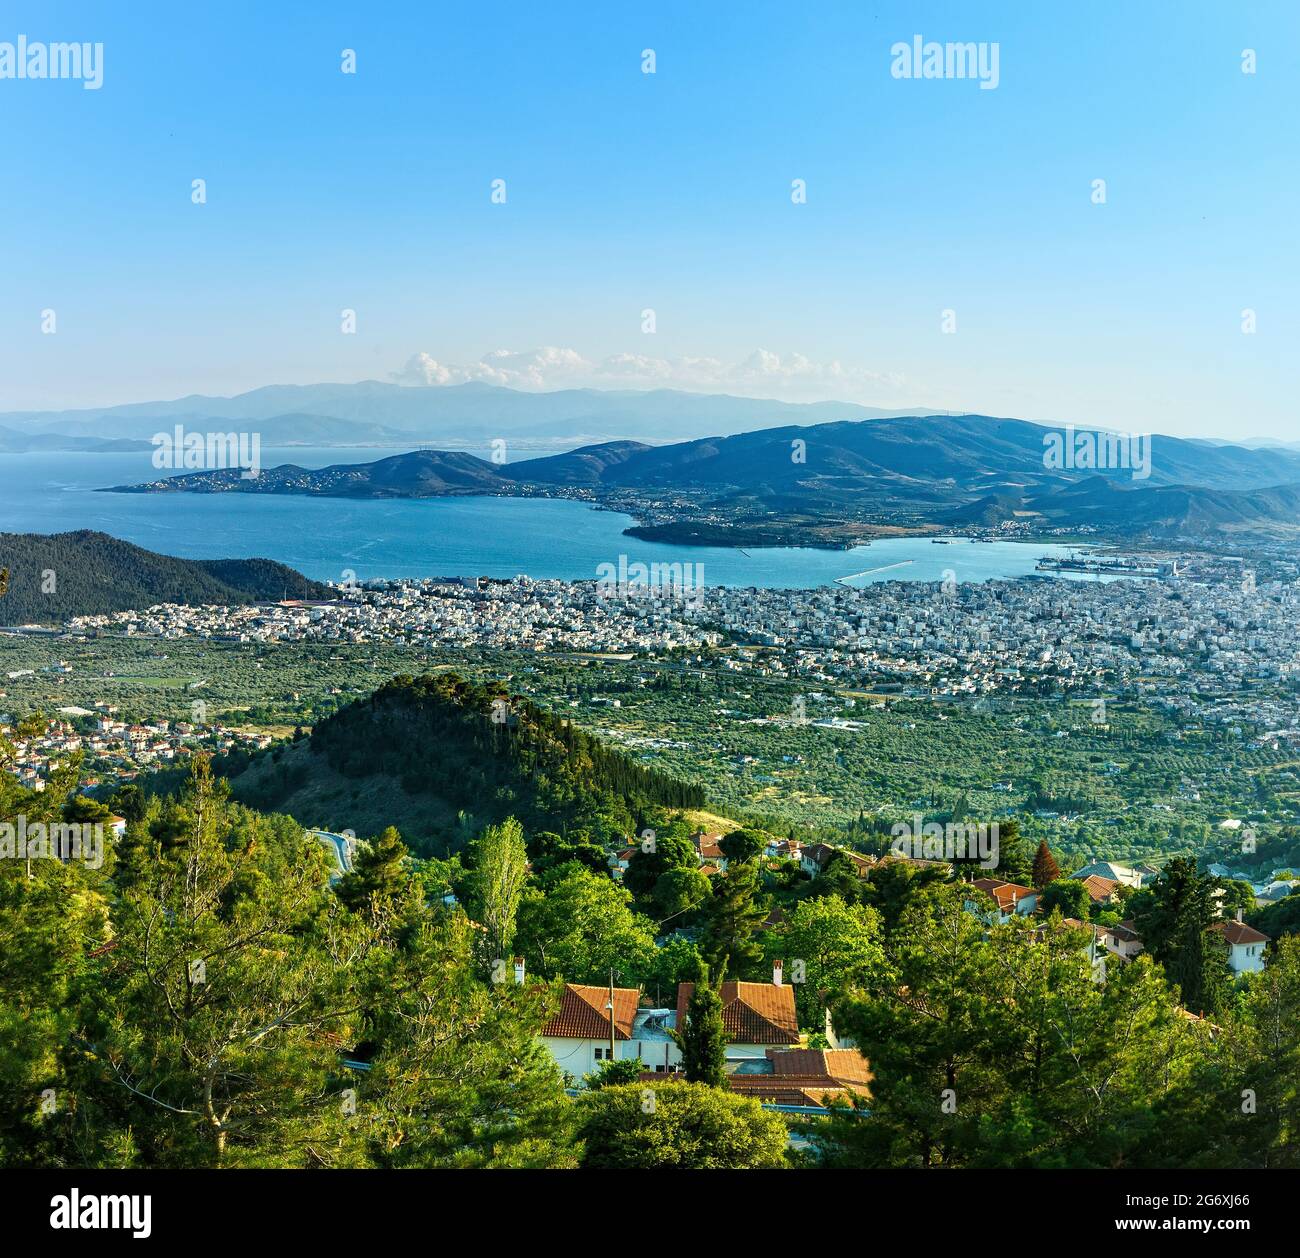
top-left (0, 381), bottom-right (942, 447)
top-left (944, 477), bottom-right (1300, 535)
top-left (0, 425), bottom-right (152, 454)
top-left (102, 412), bottom-right (1300, 541)
top-left (0, 531), bottom-right (329, 625)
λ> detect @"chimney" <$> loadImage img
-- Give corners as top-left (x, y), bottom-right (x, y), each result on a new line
top-left (513, 956), bottom-right (526, 985)
top-left (773, 958), bottom-right (784, 987)
top-left (1236, 909), bottom-right (1243, 924)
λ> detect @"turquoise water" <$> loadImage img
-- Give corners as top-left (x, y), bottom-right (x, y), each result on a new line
top-left (0, 448), bottom-right (1098, 588)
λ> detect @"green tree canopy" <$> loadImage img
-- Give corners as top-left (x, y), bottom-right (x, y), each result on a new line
top-left (514, 863), bottom-right (656, 985)
top-left (577, 1082), bottom-right (788, 1169)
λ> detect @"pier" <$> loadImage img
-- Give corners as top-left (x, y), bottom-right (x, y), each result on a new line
top-left (836, 560), bottom-right (915, 584)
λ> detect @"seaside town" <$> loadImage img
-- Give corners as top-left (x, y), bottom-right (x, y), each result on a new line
top-left (32, 559), bottom-right (1300, 733)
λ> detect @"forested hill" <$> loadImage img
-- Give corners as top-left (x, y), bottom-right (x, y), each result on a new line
top-left (0, 530), bottom-right (330, 624)
top-left (224, 673), bottom-right (706, 856)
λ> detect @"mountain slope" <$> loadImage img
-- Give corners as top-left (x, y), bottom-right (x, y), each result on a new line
top-left (0, 530), bottom-right (330, 624)
top-left (943, 477), bottom-right (1300, 538)
top-left (223, 673), bottom-right (705, 856)
top-left (110, 449), bottom-right (511, 497)
top-left (512, 414), bottom-right (1300, 493)
top-left (113, 413), bottom-right (1300, 498)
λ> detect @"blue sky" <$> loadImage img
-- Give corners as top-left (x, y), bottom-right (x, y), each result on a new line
top-left (1, 0), bottom-right (1296, 438)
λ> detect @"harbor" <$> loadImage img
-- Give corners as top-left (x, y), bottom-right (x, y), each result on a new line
top-left (1036, 553), bottom-right (1171, 579)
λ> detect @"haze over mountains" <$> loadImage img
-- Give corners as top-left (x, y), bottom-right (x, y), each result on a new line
top-left (8, 378), bottom-right (1297, 540)
top-left (0, 425), bottom-right (151, 454)
top-left (0, 380), bottom-right (942, 448)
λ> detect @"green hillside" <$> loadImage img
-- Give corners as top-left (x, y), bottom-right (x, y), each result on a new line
top-left (0, 530), bottom-right (330, 624)
top-left (222, 672), bottom-right (705, 856)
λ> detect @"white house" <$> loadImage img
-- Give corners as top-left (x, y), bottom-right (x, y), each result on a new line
top-left (539, 982), bottom-right (649, 1081)
top-left (1097, 919), bottom-right (1145, 961)
top-left (608, 844), bottom-right (637, 880)
top-left (693, 831), bottom-right (728, 872)
top-left (1210, 915), bottom-right (1270, 975)
top-left (539, 982), bottom-right (680, 1079)
top-left (965, 877), bottom-right (1038, 924)
top-left (800, 843), bottom-right (873, 880)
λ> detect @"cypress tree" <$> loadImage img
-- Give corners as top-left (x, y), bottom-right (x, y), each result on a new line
top-left (676, 970), bottom-right (729, 1087)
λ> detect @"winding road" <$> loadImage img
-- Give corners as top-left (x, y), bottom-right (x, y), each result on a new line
top-left (308, 829), bottom-right (355, 883)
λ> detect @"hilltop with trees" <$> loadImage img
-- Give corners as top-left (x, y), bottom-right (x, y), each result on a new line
top-left (220, 673), bottom-right (705, 857)
top-left (0, 530), bottom-right (328, 624)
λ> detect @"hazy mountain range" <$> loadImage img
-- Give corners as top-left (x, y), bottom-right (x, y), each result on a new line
top-left (0, 381), bottom-right (942, 448)
top-left (0, 425), bottom-right (152, 454)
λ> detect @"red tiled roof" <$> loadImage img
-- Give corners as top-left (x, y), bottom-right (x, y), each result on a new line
top-left (726, 1075), bottom-right (854, 1107)
top-left (541, 983), bottom-right (639, 1040)
top-left (1210, 920), bottom-right (1270, 946)
top-left (1079, 874), bottom-right (1120, 902)
top-left (970, 878), bottom-right (1036, 910)
top-left (839, 851), bottom-right (875, 875)
top-left (676, 981), bottom-right (800, 1045)
top-left (768, 1047), bottom-right (873, 1088)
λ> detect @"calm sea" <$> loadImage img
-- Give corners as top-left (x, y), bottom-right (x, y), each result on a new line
top-left (0, 447), bottom-right (1104, 589)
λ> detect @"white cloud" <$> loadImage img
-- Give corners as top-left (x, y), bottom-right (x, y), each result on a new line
top-left (393, 347), bottom-right (907, 402)
top-left (393, 347), bottom-right (592, 388)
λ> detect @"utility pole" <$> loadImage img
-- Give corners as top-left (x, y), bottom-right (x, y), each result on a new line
top-left (606, 967), bottom-right (616, 1063)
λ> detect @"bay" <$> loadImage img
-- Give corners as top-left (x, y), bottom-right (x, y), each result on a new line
top-left (0, 448), bottom-right (1106, 589)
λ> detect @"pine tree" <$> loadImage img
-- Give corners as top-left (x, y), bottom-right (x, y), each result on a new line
top-left (1132, 856), bottom-right (1231, 1015)
top-left (1031, 840), bottom-right (1060, 889)
top-left (336, 826), bottom-right (408, 921)
top-left (702, 862), bottom-right (768, 976)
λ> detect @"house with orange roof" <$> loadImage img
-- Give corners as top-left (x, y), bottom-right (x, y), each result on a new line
top-left (765, 836), bottom-right (804, 863)
top-left (608, 844), bottom-right (638, 879)
top-left (1078, 874), bottom-right (1121, 905)
top-left (676, 978), bottom-right (801, 1069)
top-left (726, 1047), bottom-right (873, 1108)
top-left (1210, 913), bottom-right (1270, 975)
top-left (539, 980), bottom-right (683, 1079)
top-left (693, 830), bottom-right (727, 869)
top-left (965, 877), bottom-right (1039, 924)
top-left (639, 1046), bottom-right (872, 1110)
top-left (539, 982), bottom-right (644, 1080)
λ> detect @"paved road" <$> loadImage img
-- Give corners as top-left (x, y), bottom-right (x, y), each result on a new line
top-left (308, 829), bottom-right (354, 882)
